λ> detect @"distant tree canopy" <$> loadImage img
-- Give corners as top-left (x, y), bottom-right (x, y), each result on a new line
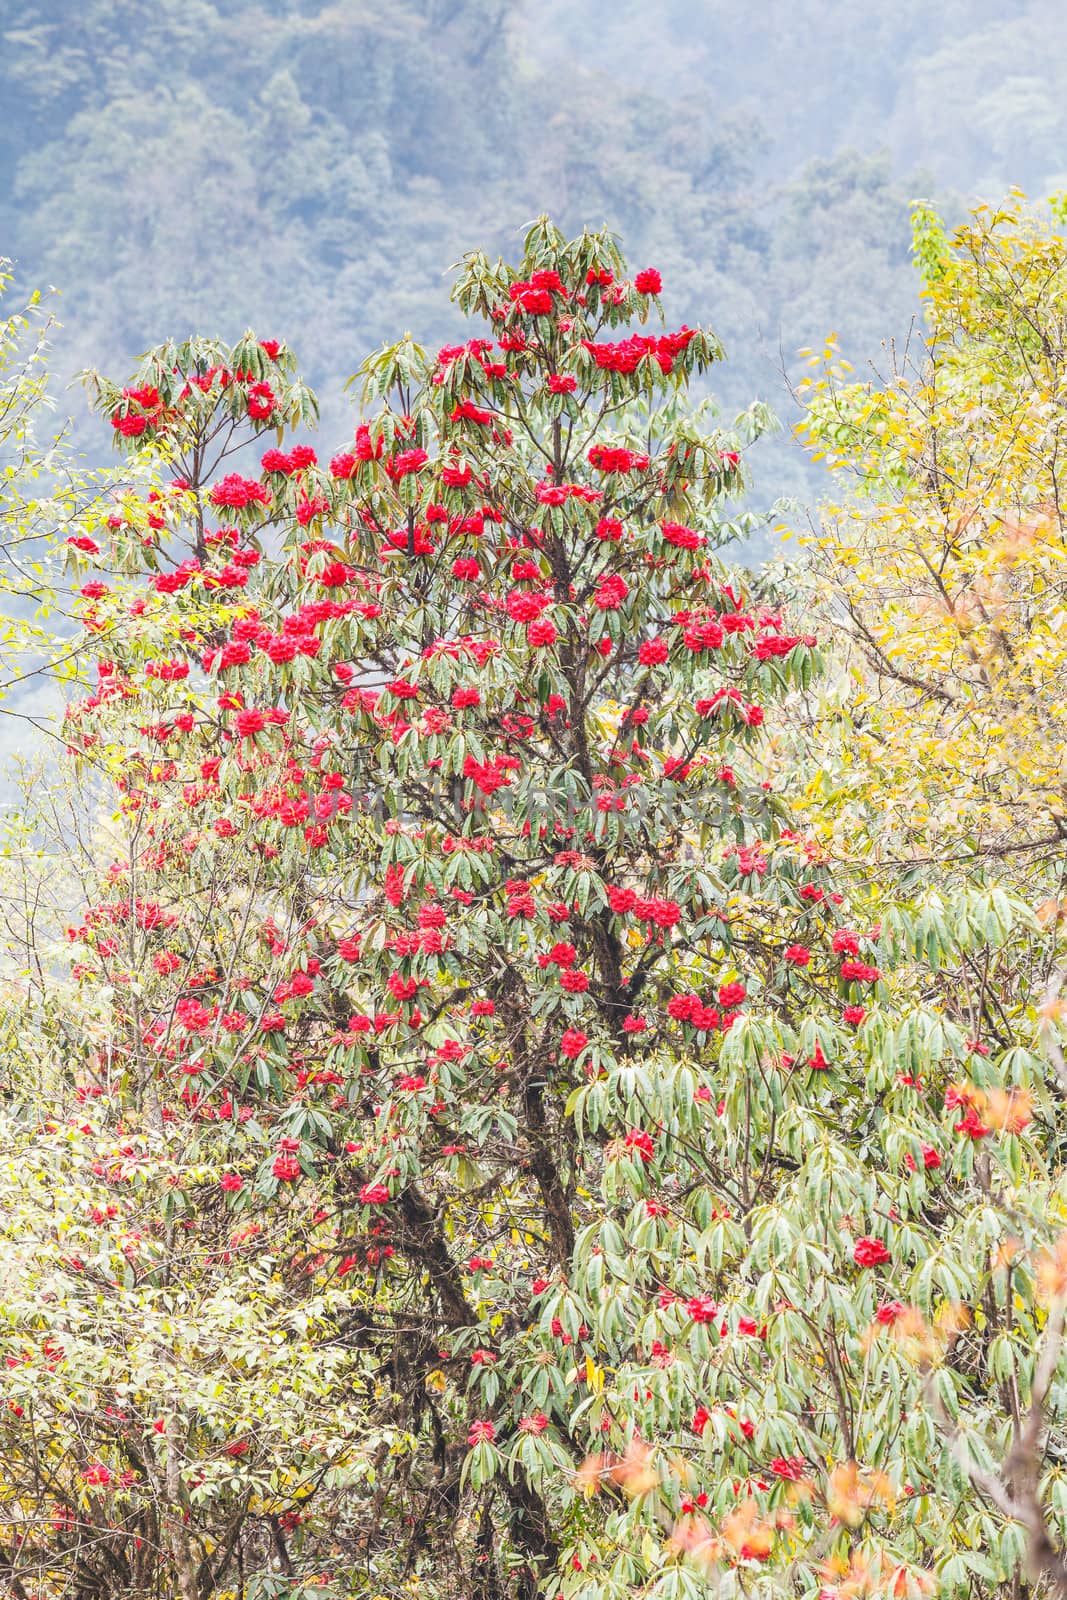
top-left (6, 0), bottom-right (1066, 491)
top-left (0, 0), bottom-right (1018, 507)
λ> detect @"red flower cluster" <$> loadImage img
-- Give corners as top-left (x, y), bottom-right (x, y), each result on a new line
top-left (582, 327), bottom-right (696, 375)
top-left (209, 474), bottom-right (271, 510)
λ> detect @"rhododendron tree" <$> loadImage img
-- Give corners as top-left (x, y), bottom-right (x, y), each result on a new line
top-left (5, 218), bottom-right (1067, 1600)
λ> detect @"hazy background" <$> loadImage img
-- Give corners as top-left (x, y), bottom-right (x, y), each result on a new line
top-left (3, 0), bottom-right (1066, 511)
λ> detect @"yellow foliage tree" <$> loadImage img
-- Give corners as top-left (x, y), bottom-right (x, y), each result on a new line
top-left (797, 195), bottom-right (1067, 888)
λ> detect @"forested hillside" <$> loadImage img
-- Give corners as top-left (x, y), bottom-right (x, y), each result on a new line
top-left (5, 0), bottom-right (1065, 505)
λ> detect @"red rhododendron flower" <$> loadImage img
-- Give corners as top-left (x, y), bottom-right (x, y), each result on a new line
top-left (840, 959), bottom-right (881, 984)
top-left (146, 659), bottom-right (189, 682)
top-left (209, 474), bottom-right (271, 510)
top-left (594, 574), bottom-right (629, 610)
top-left (451, 399), bottom-right (493, 425)
top-left (386, 448), bottom-right (429, 479)
top-left (687, 1294), bottom-right (718, 1324)
top-left (954, 1107), bottom-right (990, 1139)
top-left (661, 520), bottom-right (704, 550)
top-left (588, 444), bottom-right (649, 473)
top-left (527, 618), bottom-right (557, 648)
top-left (235, 709), bottom-right (266, 738)
top-left (512, 286), bottom-right (553, 316)
top-left (853, 1236), bottom-right (891, 1268)
top-left (624, 1128), bottom-right (655, 1162)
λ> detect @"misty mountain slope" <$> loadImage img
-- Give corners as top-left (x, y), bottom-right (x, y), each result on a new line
top-left (0, 0), bottom-right (1053, 514)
